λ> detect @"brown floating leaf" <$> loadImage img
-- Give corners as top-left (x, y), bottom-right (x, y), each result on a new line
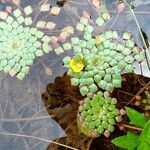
top-left (58, 33), bottom-right (67, 43)
top-left (62, 26), bottom-right (74, 34)
top-left (9, 69), bottom-right (17, 77)
top-left (92, 0), bottom-right (101, 8)
top-left (51, 36), bottom-right (58, 44)
top-left (52, 42), bottom-right (60, 49)
top-left (83, 11), bottom-right (91, 19)
top-left (45, 67), bottom-right (53, 76)
top-left (12, 0), bottom-right (20, 6)
top-left (103, 130), bottom-right (110, 138)
top-left (50, 6), bottom-right (61, 16)
top-left (40, 3), bottom-right (50, 12)
top-left (6, 6), bottom-right (12, 13)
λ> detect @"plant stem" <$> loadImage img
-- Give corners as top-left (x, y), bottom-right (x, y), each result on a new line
top-left (127, 81), bottom-right (150, 105)
top-left (119, 124), bottom-right (143, 131)
top-left (0, 132), bottom-right (78, 150)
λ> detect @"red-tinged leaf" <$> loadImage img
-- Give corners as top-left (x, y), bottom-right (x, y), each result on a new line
top-left (52, 43), bottom-right (60, 49)
top-left (92, 0), bottom-right (101, 8)
top-left (50, 6), bottom-right (61, 16)
top-left (117, 2), bottom-right (126, 13)
top-left (51, 36), bottom-right (58, 44)
top-left (9, 69), bottom-right (17, 77)
top-left (6, 6), bottom-right (12, 13)
top-left (45, 67), bottom-right (53, 76)
top-left (62, 26), bottom-right (74, 34)
top-left (58, 34), bottom-right (67, 43)
top-left (12, 0), bottom-right (20, 6)
top-left (83, 11), bottom-right (91, 19)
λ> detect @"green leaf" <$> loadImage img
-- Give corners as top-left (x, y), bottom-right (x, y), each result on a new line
top-left (111, 132), bottom-right (139, 150)
top-left (125, 107), bottom-right (148, 128)
top-left (140, 120), bottom-right (150, 145)
top-left (137, 142), bottom-right (150, 150)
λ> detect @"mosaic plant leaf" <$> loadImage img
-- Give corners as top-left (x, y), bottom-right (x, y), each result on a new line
top-left (0, 6), bottom-right (53, 80)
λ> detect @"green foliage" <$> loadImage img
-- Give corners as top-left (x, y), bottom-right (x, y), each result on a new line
top-left (111, 107), bottom-right (150, 150)
top-left (111, 132), bottom-right (139, 150)
top-left (63, 14), bottom-right (145, 96)
top-left (142, 91), bottom-right (150, 110)
top-left (125, 107), bottom-right (148, 128)
top-left (78, 92), bottom-right (122, 136)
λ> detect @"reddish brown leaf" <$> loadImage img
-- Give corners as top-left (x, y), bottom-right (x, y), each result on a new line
top-left (6, 6), bottom-right (12, 13)
top-left (92, 0), bottom-right (101, 8)
top-left (51, 36), bottom-right (58, 44)
top-left (83, 11), bottom-right (91, 19)
top-left (45, 67), bottom-right (53, 76)
top-left (12, 0), bottom-right (20, 6)
top-left (9, 69), bottom-right (17, 77)
top-left (58, 33), bottom-right (67, 43)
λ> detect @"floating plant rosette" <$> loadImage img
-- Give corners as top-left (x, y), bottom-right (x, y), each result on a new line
top-left (0, 6), bottom-right (54, 80)
top-left (0, 2), bottom-right (74, 80)
top-left (143, 90), bottom-right (150, 111)
top-left (62, 12), bottom-right (145, 137)
top-left (77, 92), bottom-right (122, 137)
top-left (63, 13), bottom-right (145, 96)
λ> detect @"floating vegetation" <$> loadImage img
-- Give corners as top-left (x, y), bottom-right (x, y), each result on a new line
top-left (63, 14), bottom-right (144, 96)
top-left (62, 11), bottom-right (146, 137)
top-left (77, 92), bottom-right (122, 137)
top-left (143, 90), bottom-right (150, 111)
top-left (0, 4), bottom-right (61, 80)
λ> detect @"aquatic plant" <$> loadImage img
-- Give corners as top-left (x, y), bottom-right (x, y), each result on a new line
top-left (112, 107), bottom-right (150, 150)
top-left (143, 90), bottom-right (150, 110)
top-left (63, 15), bottom-right (144, 96)
top-left (77, 92), bottom-right (122, 137)
top-left (0, 6), bottom-right (55, 80)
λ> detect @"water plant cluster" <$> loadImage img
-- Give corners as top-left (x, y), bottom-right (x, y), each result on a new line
top-left (0, 6), bottom-right (53, 80)
top-left (143, 90), bottom-right (150, 110)
top-left (63, 19), bottom-right (144, 96)
top-left (78, 92), bottom-right (122, 136)
top-left (63, 12), bottom-right (145, 136)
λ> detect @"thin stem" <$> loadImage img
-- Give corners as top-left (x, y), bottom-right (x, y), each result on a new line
top-left (119, 124), bottom-right (143, 131)
top-left (0, 132), bottom-right (78, 150)
top-left (0, 115), bottom-right (55, 122)
top-left (127, 81), bottom-right (150, 105)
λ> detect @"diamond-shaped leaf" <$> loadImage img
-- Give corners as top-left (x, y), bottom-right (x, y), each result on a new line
top-left (140, 120), bottom-right (150, 145)
top-left (111, 132), bottom-right (140, 150)
top-left (137, 141), bottom-right (150, 150)
top-left (125, 107), bottom-right (148, 128)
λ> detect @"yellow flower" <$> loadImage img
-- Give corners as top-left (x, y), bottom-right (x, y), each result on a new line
top-left (70, 59), bottom-right (84, 73)
top-left (95, 37), bottom-right (101, 45)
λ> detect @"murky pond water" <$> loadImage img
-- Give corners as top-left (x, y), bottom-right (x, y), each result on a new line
top-left (0, 0), bottom-right (150, 150)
